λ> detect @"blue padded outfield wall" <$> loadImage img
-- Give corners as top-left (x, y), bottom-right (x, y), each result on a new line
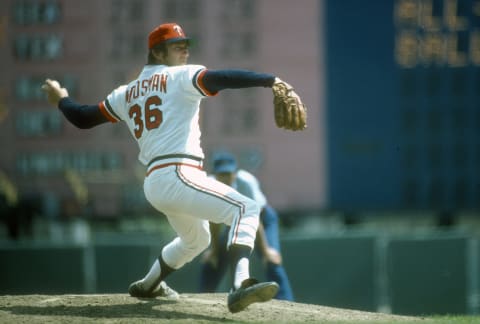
top-left (326, 0), bottom-right (480, 210)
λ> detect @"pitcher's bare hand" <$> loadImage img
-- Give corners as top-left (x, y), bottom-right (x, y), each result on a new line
top-left (41, 79), bottom-right (69, 106)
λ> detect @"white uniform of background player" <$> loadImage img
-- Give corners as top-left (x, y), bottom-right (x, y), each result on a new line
top-left (222, 170), bottom-right (267, 209)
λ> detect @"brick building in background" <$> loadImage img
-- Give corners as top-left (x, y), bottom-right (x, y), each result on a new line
top-left (0, 0), bottom-right (324, 219)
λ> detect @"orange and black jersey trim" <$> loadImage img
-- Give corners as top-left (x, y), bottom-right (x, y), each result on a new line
top-left (99, 99), bottom-right (121, 122)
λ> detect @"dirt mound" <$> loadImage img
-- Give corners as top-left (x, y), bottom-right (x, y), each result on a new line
top-left (0, 293), bottom-right (426, 323)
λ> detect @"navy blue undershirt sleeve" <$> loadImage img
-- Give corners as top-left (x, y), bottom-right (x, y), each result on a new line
top-left (58, 97), bottom-right (109, 129)
top-left (202, 69), bottom-right (276, 93)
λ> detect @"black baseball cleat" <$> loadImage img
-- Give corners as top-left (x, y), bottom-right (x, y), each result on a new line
top-left (128, 280), bottom-right (179, 300)
top-left (227, 278), bottom-right (279, 313)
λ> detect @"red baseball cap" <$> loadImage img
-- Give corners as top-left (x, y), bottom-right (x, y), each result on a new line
top-left (148, 23), bottom-right (190, 49)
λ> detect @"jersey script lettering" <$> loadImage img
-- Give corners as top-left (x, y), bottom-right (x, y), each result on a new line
top-left (126, 73), bottom-right (168, 104)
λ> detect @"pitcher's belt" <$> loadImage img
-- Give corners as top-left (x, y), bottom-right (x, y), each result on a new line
top-left (146, 154), bottom-right (203, 176)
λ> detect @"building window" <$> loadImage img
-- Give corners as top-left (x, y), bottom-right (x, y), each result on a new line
top-left (220, 0), bottom-right (255, 20)
top-left (14, 34), bottom-right (63, 61)
top-left (110, 0), bottom-right (145, 23)
top-left (16, 110), bottom-right (62, 137)
top-left (218, 0), bottom-right (256, 59)
top-left (220, 31), bottom-right (256, 58)
top-left (60, 75), bottom-right (78, 97)
top-left (16, 152), bottom-right (123, 176)
top-left (129, 0), bottom-right (145, 21)
top-left (110, 33), bottom-right (144, 59)
top-left (13, 0), bottom-right (61, 25)
top-left (129, 34), bottom-right (145, 57)
top-left (15, 76), bottom-right (44, 101)
top-left (15, 75), bottom-right (77, 101)
top-left (163, 0), bottom-right (199, 20)
top-left (220, 89), bottom-right (259, 135)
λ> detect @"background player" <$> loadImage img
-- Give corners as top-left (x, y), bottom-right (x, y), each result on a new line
top-left (41, 22), bottom-right (304, 313)
top-left (199, 151), bottom-right (294, 301)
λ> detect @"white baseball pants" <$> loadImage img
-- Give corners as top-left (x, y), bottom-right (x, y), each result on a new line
top-left (143, 163), bottom-right (260, 270)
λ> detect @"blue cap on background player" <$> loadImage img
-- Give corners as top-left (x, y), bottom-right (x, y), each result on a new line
top-left (148, 23), bottom-right (190, 49)
top-left (213, 152), bottom-right (237, 174)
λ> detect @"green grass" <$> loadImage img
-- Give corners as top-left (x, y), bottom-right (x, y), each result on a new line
top-left (423, 315), bottom-right (480, 324)
top-left (369, 315), bottom-right (480, 324)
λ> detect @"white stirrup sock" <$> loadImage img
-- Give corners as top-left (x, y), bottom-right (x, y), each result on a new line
top-left (142, 259), bottom-right (161, 288)
top-left (233, 257), bottom-right (250, 289)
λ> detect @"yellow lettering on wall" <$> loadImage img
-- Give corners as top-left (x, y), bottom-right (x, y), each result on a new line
top-left (447, 33), bottom-right (468, 67)
top-left (444, 0), bottom-right (468, 31)
top-left (420, 0), bottom-right (441, 31)
top-left (395, 0), bottom-right (419, 27)
top-left (470, 30), bottom-right (480, 65)
top-left (421, 33), bottom-right (445, 65)
top-left (396, 31), bottom-right (418, 68)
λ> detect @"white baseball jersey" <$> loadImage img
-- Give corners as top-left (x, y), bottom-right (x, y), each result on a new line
top-left (234, 170), bottom-right (267, 209)
top-left (96, 64), bottom-right (260, 270)
top-left (99, 64), bottom-right (214, 165)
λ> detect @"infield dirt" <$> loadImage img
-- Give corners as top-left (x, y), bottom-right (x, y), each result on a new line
top-left (0, 293), bottom-right (428, 323)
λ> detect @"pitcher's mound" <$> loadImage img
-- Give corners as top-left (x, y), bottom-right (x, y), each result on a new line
top-left (0, 293), bottom-right (426, 323)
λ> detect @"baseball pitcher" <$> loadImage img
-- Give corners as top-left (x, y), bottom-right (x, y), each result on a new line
top-left (41, 22), bottom-right (307, 313)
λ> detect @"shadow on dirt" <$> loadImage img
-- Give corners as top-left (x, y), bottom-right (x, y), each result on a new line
top-left (0, 299), bottom-right (234, 322)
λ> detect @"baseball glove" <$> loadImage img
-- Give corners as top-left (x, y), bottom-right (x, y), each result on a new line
top-left (272, 78), bottom-right (307, 131)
